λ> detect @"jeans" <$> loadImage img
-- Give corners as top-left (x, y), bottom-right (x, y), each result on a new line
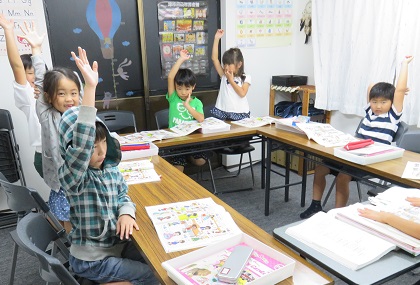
top-left (69, 241), bottom-right (159, 285)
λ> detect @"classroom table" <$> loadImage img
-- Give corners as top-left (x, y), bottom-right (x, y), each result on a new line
top-left (273, 221), bottom-right (420, 285)
top-left (258, 124), bottom-right (420, 216)
top-left (128, 156), bottom-right (333, 285)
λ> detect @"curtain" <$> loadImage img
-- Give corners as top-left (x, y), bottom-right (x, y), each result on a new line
top-left (312, 0), bottom-right (410, 118)
top-left (396, 0), bottom-right (420, 126)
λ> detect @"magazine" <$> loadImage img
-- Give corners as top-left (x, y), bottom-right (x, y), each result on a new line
top-left (230, 116), bottom-right (275, 128)
top-left (145, 198), bottom-right (242, 253)
top-left (176, 242), bottom-right (285, 285)
top-left (118, 159), bottom-right (161, 184)
top-left (295, 122), bottom-right (357, 147)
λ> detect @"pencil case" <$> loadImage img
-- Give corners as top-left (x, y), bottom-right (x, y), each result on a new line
top-left (344, 139), bottom-right (374, 150)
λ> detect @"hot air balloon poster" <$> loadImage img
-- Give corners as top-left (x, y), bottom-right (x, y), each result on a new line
top-left (43, 0), bottom-right (144, 102)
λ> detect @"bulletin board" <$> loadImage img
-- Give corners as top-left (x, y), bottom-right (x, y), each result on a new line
top-left (157, 1), bottom-right (210, 78)
top-left (235, 0), bottom-right (293, 48)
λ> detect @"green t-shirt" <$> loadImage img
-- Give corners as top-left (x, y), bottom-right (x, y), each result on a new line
top-left (166, 91), bottom-right (204, 128)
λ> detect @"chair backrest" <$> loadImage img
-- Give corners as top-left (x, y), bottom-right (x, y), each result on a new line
top-left (97, 110), bottom-right (137, 133)
top-left (0, 109), bottom-right (25, 184)
top-left (13, 212), bottom-right (78, 284)
top-left (395, 122), bottom-right (420, 153)
top-left (0, 172), bottom-right (68, 240)
top-left (203, 104), bottom-right (215, 118)
top-left (155, 108), bottom-right (170, 129)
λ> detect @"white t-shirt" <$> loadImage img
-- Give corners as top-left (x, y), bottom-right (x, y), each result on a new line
top-left (13, 81), bottom-right (42, 153)
top-left (215, 74), bottom-right (251, 113)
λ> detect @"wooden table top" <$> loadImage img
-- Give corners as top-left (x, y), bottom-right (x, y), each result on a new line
top-left (258, 124), bottom-right (420, 189)
top-left (153, 123), bottom-right (257, 148)
top-left (128, 156), bottom-right (333, 285)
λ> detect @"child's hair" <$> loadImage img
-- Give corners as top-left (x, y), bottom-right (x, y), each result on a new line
top-left (43, 67), bottom-right (81, 103)
top-left (174, 68), bottom-right (196, 87)
top-left (222, 47), bottom-right (245, 82)
top-left (95, 122), bottom-right (107, 143)
top-left (369, 82), bottom-right (395, 101)
top-left (20, 54), bottom-right (33, 70)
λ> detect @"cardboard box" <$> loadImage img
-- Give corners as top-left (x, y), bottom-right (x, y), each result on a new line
top-left (162, 233), bottom-right (295, 285)
top-left (121, 142), bottom-right (159, 161)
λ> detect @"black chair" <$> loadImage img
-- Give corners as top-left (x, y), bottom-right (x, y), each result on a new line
top-left (0, 172), bottom-right (69, 285)
top-left (0, 109), bottom-right (25, 185)
top-left (97, 110), bottom-right (137, 133)
top-left (154, 108), bottom-right (217, 193)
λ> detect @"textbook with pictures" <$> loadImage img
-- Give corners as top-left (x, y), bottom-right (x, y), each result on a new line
top-left (170, 117), bottom-right (230, 135)
top-left (295, 122), bottom-right (357, 147)
top-left (230, 116), bottom-right (275, 128)
top-left (118, 159), bottom-right (161, 184)
top-left (145, 198), bottom-right (242, 253)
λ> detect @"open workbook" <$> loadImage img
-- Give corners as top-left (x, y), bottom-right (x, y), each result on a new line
top-left (145, 198), bottom-right (242, 253)
top-left (286, 186), bottom-right (420, 270)
top-left (295, 122), bottom-right (357, 147)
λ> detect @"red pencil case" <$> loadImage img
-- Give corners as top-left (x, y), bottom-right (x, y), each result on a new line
top-left (344, 139), bottom-right (374, 150)
top-left (121, 145), bottom-right (150, 151)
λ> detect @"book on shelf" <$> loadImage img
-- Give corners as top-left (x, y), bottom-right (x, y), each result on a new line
top-left (334, 142), bottom-right (404, 165)
top-left (170, 117), bottom-right (231, 135)
top-left (285, 211), bottom-right (396, 270)
top-left (118, 159), bottom-right (161, 184)
top-left (295, 122), bottom-right (357, 147)
top-left (162, 233), bottom-right (296, 285)
top-left (230, 116), bottom-right (275, 128)
top-left (145, 198), bottom-right (242, 253)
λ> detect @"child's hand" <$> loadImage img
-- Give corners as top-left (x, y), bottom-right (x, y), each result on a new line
top-left (406, 197), bottom-right (420, 207)
top-left (215, 29), bottom-right (224, 39)
top-left (19, 21), bottom-right (45, 50)
top-left (71, 47), bottom-right (98, 88)
top-left (0, 14), bottom-right (14, 30)
top-left (183, 93), bottom-right (191, 106)
top-left (357, 208), bottom-right (386, 223)
top-left (116, 214), bottom-right (139, 240)
top-left (403, 55), bottom-right (414, 64)
top-left (225, 69), bottom-right (234, 82)
top-left (179, 49), bottom-right (190, 61)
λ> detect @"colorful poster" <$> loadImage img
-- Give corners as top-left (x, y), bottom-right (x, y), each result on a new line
top-left (235, 0), bottom-right (293, 48)
top-left (158, 1), bottom-right (210, 77)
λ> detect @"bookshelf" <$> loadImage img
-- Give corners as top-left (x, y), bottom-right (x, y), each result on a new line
top-left (269, 85), bottom-right (330, 175)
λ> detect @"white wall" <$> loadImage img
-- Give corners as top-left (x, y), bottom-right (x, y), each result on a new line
top-left (0, 3), bottom-right (53, 210)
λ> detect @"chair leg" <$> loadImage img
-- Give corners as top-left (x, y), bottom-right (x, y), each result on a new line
top-left (8, 240), bottom-right (18, 285)
top-left (207, 159), bottom-right (217, 194)
top-left (322, 176), bottom-right (337, 208)
top-left (356, 181), bottom-right (362, 202)
top-left (248, 151), bottom-right (255, 186)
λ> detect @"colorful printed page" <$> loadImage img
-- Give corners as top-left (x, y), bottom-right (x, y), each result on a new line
top-left (170, 118), bottom-right (230, 135)
top-left (145, 198), bottom-right (242, 253)
top-left (296, 122), bottom-right (357, 147)
top-left (170, 120), bottom-right (202, 135)
top-left (231, 116), bottom-right (275, 128)
top-left (120, 130), bottom-right (180, 143)
top-left (177, 242), bottom-right (285, 285)
top-left (118, 160), bottom-right (161, 185)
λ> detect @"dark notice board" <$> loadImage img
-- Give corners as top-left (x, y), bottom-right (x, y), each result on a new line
top-left (142, 0), bottom-right (220, 95)
top-left (43, 0), bottom-right (144, 102)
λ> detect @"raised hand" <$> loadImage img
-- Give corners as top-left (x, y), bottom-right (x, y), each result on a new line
top-left (0, 14), bottom-right (14, 30)
top-left (215, 29), bottom-right (224, 39)
top-left (404, 55), bottom-right (414, 64)
top-left (179, 49), bottom-right (190, 61)
top-left (71, 47), bottom-right (98, 88)
top-left (19, 21), bottom-right (45, 52)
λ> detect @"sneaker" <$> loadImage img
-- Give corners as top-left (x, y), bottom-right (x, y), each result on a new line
top-left (300, 204), bottom-right (323, 219)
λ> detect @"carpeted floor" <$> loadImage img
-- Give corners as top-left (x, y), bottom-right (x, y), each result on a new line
top-left (0, 161), bottom-right (419, 285)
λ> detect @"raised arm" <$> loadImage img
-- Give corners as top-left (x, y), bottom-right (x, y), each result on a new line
top-left (211, 29), bottom-right (224, 78)
top-left (167, 49), bottom-right (189, 96)
top-left (71, 47), bottom-right (98, 107)
top-left (393, 56), bottom-right (413, 112)
top-left (0, 15), bottom-right (26, 85)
